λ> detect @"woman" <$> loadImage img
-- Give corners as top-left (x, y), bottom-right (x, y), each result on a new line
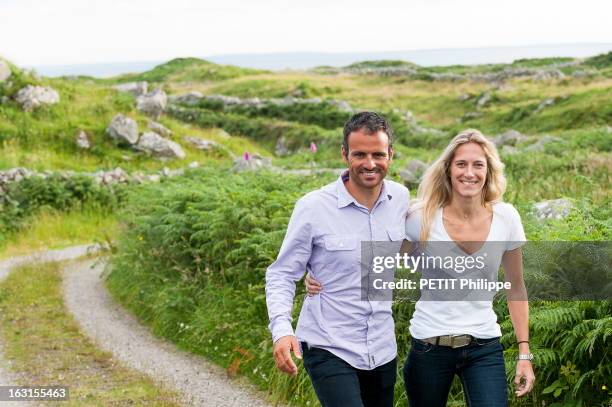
top-left (306, 129), bottom-right (535, 406)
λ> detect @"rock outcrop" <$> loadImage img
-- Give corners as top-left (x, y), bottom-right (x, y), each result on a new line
top-left (137, 88), bottom-right (167, 119)
top-left (534, 199), bottom-right (572, 220)
top-left (14, 85), bottom-right (60, 111)
top-left (113, 81), bottom-right (148, 97)
top-left (232, 154), bottom-right (272, 172)
top-left (182, 136), bottom-right (218, 151)
top-left (148, 121), bottom-right (173, 138)
top-left (75, 130), bottom-right (91, 150)
top-left (492, 130), bottom-right (528, 147)
top-left (106, 114), bottom-right (139, 145)
top-left (400, 159), bottom-right (428, 186)
top-left (135, 132), bottom-right (185, 159)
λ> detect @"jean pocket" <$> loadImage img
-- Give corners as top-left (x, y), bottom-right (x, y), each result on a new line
top-left (410, 338), bottom-right (433, 354)
top-left (473, 337), bottom-right (501, 347)
top-left (302, 346), bottom-right (330, 370)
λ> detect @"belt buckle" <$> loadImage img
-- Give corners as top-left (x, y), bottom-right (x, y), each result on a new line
top-left (450, 334), bottom-right (470, 348)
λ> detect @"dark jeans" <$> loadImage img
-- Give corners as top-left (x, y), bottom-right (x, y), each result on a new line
top-left (403, 337), bottom-right (508, 407)
top-left (302, 343), bottom-right (396, 407)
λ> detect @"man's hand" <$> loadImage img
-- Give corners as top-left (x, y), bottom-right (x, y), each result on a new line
top-left (273, 335), bottom-right (302, 376)
top-left (514, 361), bottom-right (535, 397)
top-left (305, 273), bottom-right (322, 296)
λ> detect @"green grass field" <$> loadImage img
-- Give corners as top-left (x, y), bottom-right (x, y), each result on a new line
top-left (0, 52), bottom-right (610, 406)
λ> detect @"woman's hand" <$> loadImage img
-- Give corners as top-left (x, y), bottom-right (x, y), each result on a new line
top-left (304, 272), bottom-right (322, 296)
top-left (514, 361), bottom-right (535, 397)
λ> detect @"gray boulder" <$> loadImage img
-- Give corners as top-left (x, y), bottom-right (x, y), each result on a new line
top-left (525, 135), bottom-right (563, 153)
top-left (106, 114), bottom-right (139, 145)
top-left (493, 130), bottom-right (528, 147)
top-left (242, 97), bottom-right (264, 108)
top-left (14, 85), bottom-right (60, 111)
top-left (533, 199), bottom-right (572, 220)
top-left (169, 91), bottom-right (204, 106)
top-left (0, 167), bottom-right (35, 186)
top-left (270, 96), bottom-right (298, 107)
top-left (0, 60), bottom-right (11, 82)
top-left (534, 69), bottom-right (565, 81)
top-left (403, 110), bottom-right (417, 125)
top-left (183, 135), bottom-right (218, 150)
top-left (406, 159), bottom-right (428, 174)
top-left (400, 159), bottom-right (428, 186)
top-left (75, 130), bottom-right (91, 149)
top-left (148, 121), bottom-right (172, 138)
top-left (136, 88), bottom-right (167, 119)
top-left (476, 92), bottom-right (492, 110)
top-left (135, 132), bottom-right (185, 159)
top-left (113, 81), bottom-right (148, 97)
top-left (461, 112), bottom-right (483, 121)
top-left (275, 137), bottom-right (290, 156)
top-left (571, 70), bottom-right (595, 79)
top-left (458, 93), bottom-right (472, 102)
top-left (232, 154), bottom-right (272, 172)
top-left (534, 98), bottom-right (556, 114)
top-left (206, 94), bottom-right (241, 106)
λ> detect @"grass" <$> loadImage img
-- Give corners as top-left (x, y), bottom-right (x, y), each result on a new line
top-left (0, 73), bottom-right (271, 172)
top-left (113, 57), bottom-right (266, 84)
top-left (0, 207), bottom-right (118, 259)
top-left (2, 54), bottom-right (609, 173)
top-left (0, 52), bottom-right (610, 406)
top-left (0, 261), bottom-right (181, 406)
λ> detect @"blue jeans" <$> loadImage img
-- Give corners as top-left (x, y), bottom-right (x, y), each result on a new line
top-left (403, 337), bottom-right (508, 407)
top-left (302, 343), bottom-right (396, 407)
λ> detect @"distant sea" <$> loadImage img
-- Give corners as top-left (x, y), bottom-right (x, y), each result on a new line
top-left (28, 43), bottom-right (612, 78)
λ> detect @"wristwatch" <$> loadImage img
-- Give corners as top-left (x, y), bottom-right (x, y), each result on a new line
top-left (516, 353), bottom-right (534, 361)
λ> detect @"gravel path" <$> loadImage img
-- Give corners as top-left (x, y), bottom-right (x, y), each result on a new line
top-left (0, 244), bottom-right (102, 407)
top-left (63, 258), bottom-right (272, 407)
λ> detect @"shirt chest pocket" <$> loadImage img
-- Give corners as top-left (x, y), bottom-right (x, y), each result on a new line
top-left (321, 235), bottom-right (359, 273)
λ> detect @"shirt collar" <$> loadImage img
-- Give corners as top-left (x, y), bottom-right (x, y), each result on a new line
top-left (336, 170), bottom-right (393, 209)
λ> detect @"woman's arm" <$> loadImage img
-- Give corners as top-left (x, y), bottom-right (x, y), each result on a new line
top-left (503, 247), bottom-right (535, 397)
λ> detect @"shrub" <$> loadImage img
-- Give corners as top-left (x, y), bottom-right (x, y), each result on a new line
top-left (0, 174), bottom-right (127, 245)
top-left (107, 168), bottom-right (610, 406)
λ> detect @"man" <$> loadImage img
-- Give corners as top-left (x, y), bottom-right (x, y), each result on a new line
top-left (265, 112), bottom-right (409, 407)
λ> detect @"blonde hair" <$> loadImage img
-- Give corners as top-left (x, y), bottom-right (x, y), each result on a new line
top-left (415, 129), bottom-right (506, 241)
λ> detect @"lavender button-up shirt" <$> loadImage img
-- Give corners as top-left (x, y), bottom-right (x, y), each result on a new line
top-left (265, 172), bottom-right (409, 370)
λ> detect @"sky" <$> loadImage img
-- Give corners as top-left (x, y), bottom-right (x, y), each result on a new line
top-left (1, 0), bottom-right (611, 66)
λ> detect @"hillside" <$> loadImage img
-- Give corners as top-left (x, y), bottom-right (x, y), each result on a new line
top-left (0, 51), bottom-right (610, 407)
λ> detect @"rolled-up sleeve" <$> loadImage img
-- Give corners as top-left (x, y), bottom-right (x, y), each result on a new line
top-left (265, 198), bottom-right (313, 343)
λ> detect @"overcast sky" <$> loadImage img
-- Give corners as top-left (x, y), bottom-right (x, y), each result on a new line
top-left (1, 0), bottom-right (611, 66)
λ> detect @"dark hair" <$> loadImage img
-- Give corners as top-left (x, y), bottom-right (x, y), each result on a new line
top-left (342, 111), bottom-right (394, 157)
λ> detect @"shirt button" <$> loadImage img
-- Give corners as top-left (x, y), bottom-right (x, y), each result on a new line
top-left (368, 341), bottom-right (372, 345)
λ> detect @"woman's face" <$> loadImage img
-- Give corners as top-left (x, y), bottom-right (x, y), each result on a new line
top-left (449, 142), bottom-right (488, 199)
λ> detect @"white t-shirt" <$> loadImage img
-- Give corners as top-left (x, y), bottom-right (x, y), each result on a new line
top-left (405, 202), bottom-right (526, 339)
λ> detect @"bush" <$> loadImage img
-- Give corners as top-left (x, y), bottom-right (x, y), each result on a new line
top-left (107, 170), bottom-right (333, 405)
top-left (0, 174), bottom-right (127, 245)
top-left (0, 62), bottom-right (39, 99)
top-left (107, 168), bottom-right (610, 406)
top-left (584, 52), bottom-right (612, 69)
top-left (167, 105), bottom-right (341, 151)
top-left (187, 99), bottom-right (353, 130)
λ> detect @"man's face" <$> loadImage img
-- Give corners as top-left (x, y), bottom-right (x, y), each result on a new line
top-left (342, 129), bottom-right (393, 190)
